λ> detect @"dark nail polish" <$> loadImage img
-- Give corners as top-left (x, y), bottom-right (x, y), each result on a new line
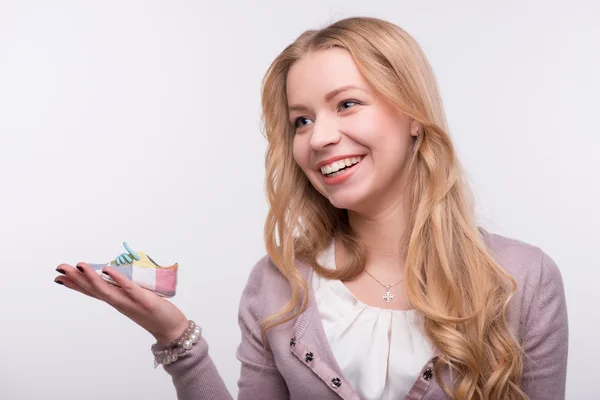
top-left (55, 279), bottom-right (64, 285)
top-left (77, 266), bottom-right (84, 273)
top-left (56, 268), bottom-right (66, 275)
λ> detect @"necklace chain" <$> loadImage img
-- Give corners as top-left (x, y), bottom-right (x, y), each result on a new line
top-left (363, 269), bottom-right (404, 288)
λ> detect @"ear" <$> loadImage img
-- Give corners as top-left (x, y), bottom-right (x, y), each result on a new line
top-left (409, 119), bottom-right (420, 137)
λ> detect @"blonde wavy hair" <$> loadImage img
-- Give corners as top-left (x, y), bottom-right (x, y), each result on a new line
top-left (259, 16), bottom-right (525, 400)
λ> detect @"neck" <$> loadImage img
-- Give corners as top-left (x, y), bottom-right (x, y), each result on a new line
top-left (346, 197), bottom-right (408, 272)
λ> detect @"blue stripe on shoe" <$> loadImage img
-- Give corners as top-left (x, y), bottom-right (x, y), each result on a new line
top-left (87, 263), bottom-right (107, 271)
top-left (88, 263), bottom-right (133, 280)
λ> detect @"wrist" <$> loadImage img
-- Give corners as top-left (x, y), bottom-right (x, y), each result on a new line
top-left (151, 320), bottom-right (202, 368)
top-left (154, 319), bottom-right (191, 345)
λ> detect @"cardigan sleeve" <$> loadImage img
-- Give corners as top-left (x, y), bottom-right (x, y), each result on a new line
top-left (520, 251), bottom-right (569, 399)
top-left (162, 257), bottom-right (289, 400)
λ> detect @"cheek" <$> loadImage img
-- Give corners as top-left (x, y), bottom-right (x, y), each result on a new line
top-left (292, 135), bottom-right (301, 161)
top-left (369, 111), bottom-right (412, 152)
top-left (341, 108), bottom-right (396, 146)
top-left (292, 136), bottom-right (327, 192)
top-left (292, 136), bottom-right (311, 173)
top-left (341, 109), bottom-right (377, 136)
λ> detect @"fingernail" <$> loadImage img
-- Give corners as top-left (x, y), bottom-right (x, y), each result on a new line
top-left (77, 266), bottom-right (84, 273)
top-left (56, 268), bottom-right (66, 274)
top-left (55, 279), bottom-right (64, 285)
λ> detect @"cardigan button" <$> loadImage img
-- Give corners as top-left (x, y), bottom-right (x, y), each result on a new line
top-left (290, 337), bottom-right (297, 347)
top-left (331, 377), bottom-right (342, 388)
top-left (423, 368), bottom-right (433, 381)
top-left (304, 352), bottom-right (314, 362)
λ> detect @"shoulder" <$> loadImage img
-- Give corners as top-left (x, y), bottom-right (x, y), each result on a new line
top-left (243, 252), bottom-right (311, 289)
top-left (239, 252), bottom-right (311, 316)
top-left (479, 227), bottom-right (563, 289)
top-left (479, 228), bottom-right (566, 336)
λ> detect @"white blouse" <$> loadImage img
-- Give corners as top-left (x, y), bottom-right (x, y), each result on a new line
top-left (312, 240), bottom-right (435, 400)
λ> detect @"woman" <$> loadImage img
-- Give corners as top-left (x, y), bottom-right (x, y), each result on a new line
top-left (54, 16), bottom-right (568, 400)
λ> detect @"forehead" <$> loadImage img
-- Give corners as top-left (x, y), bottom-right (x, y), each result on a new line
top-left (286, 48), bottom-right (369, 104)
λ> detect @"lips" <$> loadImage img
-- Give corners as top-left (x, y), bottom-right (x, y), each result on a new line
top-left (321, 156), bottom-right (363, 185)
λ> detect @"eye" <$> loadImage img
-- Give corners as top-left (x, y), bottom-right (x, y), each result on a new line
top-left (337, 99), bottom-right (361, 111)
top-left (293, 116), bottom-right (313, 129)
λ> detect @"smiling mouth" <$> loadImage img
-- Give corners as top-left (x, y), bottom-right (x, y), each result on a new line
top-left (320, 156), bottom-right (363, 177)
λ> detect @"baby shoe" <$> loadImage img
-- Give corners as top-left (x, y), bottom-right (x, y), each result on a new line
top-left (87, 242), bottom-right (178, 298)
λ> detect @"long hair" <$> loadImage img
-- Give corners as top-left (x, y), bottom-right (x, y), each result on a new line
top-left (259, 16), bottom-right (525, 400)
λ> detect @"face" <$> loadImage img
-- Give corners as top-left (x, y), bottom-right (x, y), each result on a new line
top-left (287, 47), bottom-right (418, 214)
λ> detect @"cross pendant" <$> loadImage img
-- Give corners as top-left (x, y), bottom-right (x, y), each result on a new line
top-left (383, 286), bottom-right (393, 303)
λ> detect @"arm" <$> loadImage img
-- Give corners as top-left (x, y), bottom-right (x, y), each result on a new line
top-left (162, 337), bottom-right (233, 400)
top-left (234, 258), bottom-right (290, 399)
top-left (162, 258), bottom-right (289, 400)
top-left (521, 251), bottom-right (569, 400)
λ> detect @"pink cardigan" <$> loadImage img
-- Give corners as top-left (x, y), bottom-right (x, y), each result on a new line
top-left (163, 229), bottom-right (568, 399)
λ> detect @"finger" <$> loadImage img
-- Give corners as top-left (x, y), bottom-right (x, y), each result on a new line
top-left (54, 275), bottom-right (101, 300)
top-left (101, 265), bottom-right (144, 299)
top-left (73, 262), bottom-right (131, 305)
top-left (55, 275), bottom-right (141, 322)
top-left (76, 265), bottom-right (160, 324)
top-left (55, 263), bottom-right (96, 293)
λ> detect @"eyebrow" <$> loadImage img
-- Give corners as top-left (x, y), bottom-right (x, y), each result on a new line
top-left (288, 85), bottom-right (366, 113)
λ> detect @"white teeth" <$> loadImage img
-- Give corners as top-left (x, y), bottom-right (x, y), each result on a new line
top-left (320, 156), bottom-right (361, 175)
top-left (327, 169), bottom-right (346, 178)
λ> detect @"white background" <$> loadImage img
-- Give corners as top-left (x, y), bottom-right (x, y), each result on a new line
top-left (1, 1), bottom-right (598, 399)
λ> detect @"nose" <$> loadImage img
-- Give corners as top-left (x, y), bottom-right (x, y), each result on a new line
top-left (309, 117), bottom-right (342, 150)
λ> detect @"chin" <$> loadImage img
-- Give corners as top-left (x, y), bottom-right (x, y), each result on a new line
top-left (325, 190), bottom-right (369, 212)
top-left (326, 196), bottom-right (352, 210)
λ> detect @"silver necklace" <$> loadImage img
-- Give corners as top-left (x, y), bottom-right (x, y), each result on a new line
top-left (363, 269), bottom-right (404, 303)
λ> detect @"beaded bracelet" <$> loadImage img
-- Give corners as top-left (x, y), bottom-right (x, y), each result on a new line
top-left (151, 320), bottom-right (202, 368)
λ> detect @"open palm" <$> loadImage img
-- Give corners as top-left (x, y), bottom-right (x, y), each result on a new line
top-left (54, 262), bottom-right (189, 344)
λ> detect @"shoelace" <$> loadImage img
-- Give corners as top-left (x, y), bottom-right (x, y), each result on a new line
top-left (114, 242), bottom-right (141, 266)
